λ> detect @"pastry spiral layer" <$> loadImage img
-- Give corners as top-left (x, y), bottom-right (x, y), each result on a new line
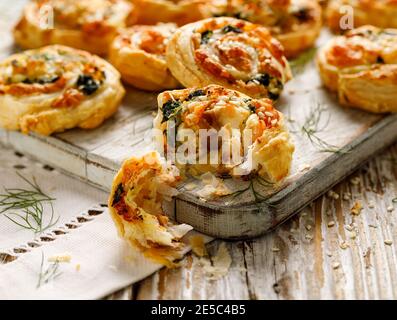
top-left (154, 85), bottom-right (295, 182)
top-left (0, 45), bottom-right (125, 135)
top-left (317, 26), bottom-right (397, 113)
top-left (14, 0), bottom-right (137, 55)
top-left (134, 0), bottom-right (210, 26)
top-left (326, 0), bottom-right (397, 32)
top-left (209, 0), bottom-right (323, 58)
top-left (166, 17), bottom-right (292, 99)
top-left (109, 151), bottom-right (193, 266)
top-left (109, 23), bottom-right (180, 91)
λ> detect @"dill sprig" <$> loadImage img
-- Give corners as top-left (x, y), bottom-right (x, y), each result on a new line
top-left (0, 172), bottom-right (58, 234)
top-left (299, 103), bottom-right (345, 154)
top-left (289, 47), bottom-right (317, 75)
top-left (37, 252), bottom-right (62, 289)
top-left (229, 176), bottom-right (274, 203)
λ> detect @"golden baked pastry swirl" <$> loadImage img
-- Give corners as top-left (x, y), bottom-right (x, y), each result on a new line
top-left (0, 45), bottom-right (125, 135)
top-left (134, 0), bottom-right (211, 26)
top-left (109, 151), bottom-right (193, 266)
top-left (317, 26), bottom-right (397, 113)
top-left (326, 0), bottom-right (397, 32)
top-left (109, 23), bottom-right (180, 91)
top-left (209, 0), bottom-right (323, 58)
top-left (154, 85), bottom-right (295, 182)
top-left (166, 17), bottom-right (292, 99)
top-left (14, 0), bottom-right (137, 55)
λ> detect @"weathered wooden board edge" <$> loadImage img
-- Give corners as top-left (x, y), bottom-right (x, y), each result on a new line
top-left (1, 113), bottom-right (397, 239)
top-left (170, 113), bottom-right (397, 239)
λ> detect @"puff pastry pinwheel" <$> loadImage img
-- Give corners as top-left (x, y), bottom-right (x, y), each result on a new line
top-left (109, 151), bottom-right (193, 266)
top-left (14, 0), bottom-right (137, 56)
top-left (317, 26), bottom-right (397, 113)
top-left (109, 24), bottom-right (180, 91)
top-left (153, 85), bottom-right (295, 182)
top-left (209, 0), bottom-right (323, 58)
top-left (0, 45), bottom-right (125, 135)
top-left (326, 0), bottom-right (397, 32)
top-left (134, 0), bottom-right (210, 26)
top-left (166, 17), bottom-right (292, 100)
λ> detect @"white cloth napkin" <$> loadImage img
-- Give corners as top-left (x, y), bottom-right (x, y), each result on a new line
top-left (0, 147), bottom-right (210, 300)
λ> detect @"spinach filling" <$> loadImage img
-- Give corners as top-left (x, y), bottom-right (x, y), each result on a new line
top-left (201, 30), bottom-right (213, 44)
top-left (221, 25), bottom-right (243, 34)
top-left (188, 89), bottom-right (206, 100)
top-left (293, 7), bottom-right (311, 22)
top-left (112, 183), bottom-right (124, 207)
top-left (77, 74), bottom-right (101, 96)
top-left (248, 73), bottom-right (283, 100)
top-left (162, 100), bottom-right (183, 123)
top-left (22, 75), bottom-right (60, 85)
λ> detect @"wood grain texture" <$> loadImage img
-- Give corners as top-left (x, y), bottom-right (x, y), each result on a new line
top-left (109, 143), bottom-right (397, 300)
top-left (3, 1), bottom-right (397, 299)
top-left (2, 2), bottom-right (397, 239)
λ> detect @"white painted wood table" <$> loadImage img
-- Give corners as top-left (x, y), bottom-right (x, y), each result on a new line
top-left (2, 1), bottom-right (397, 300)
top-left (107, 143), bottom-right (397, 300)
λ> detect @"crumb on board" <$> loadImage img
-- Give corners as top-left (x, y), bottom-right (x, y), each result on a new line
top-left (350, 177), bottom-right (361, 185)
top-left (368, 201), bottom-right (375, 209)
top-left (343, 193), bottom-right (351, 201)
top-left (189, 235), bottom-right (207, 257)
top-left (327, 221), bottom-right (335, 228)
top-left (299, 164), bottom-right (311, 172)
top-left (349, 231), bottom-right (357, 240)
top-left (184, 182), bottom-right (197, 191)
top-left (384, 240), bottom-right (393, 246)
top-left (332, 262), bottom-right (340, 270)
top-left (327, 190), bottom-right (339, 200)
top-left (351, 201), bottom-right (363, 216)
top-left (387, 205), bottom-right (394, 212)
top-left (48, 253), bottom-right (71, 263)
top-left (75, 264), bottom-right (81, 272)
top-left (272, 247), bottom-right (280, 252)
top-left (200, 243), bottom-right (232, 281)
top-left (340, 241), bottom-right (349, 250)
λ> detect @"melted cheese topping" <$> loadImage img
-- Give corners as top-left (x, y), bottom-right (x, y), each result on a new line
top-left (154, 85), bottom-right (292, 181)
top-left (116, 24), bottom-right (177, 58)
top-left (109, 151), bottom-right (192, 266)
top-left (191, 18), bottom-right (291, 99)
top-left (210, 0), bottom-right (320, 35)
top-left (33, 0), bottom-right (133, 31)
top-left (0, 46), bottom-right (107, 108)
top-left (325, 26), bottom-right (397, 69)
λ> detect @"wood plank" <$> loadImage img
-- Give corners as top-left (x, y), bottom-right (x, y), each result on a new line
top-left (130, 144), bottom-right (397, 300)
top-left (2, 1), bottom-right (397, 240)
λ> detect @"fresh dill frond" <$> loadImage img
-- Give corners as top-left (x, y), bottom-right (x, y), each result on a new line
top-left (299, 103), bottom-right (346, 154)
top-left (0, 172), bottom-right (58, 234)
top-left (230, 176), bottom-right (274, 203)
top-left (289, 47), bottom-right (318, 75)
top-left (37, 252), bottom-right (62, 289)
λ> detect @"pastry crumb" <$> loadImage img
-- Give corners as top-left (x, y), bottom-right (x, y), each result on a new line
top-left (189, 235), bottom-right (207, 257)
top-left (339, 241), bottom-right (349, 250)
top-left (351, 201), bottom-right (363, 216)
top-left (332, 262), bottom-right (340, 270)
top-left (200, 243), bottom-right (232, 281)
top-left (384, 240), bottom-right (393, 246)
top-left (48, 253), bottom-right (71, 263)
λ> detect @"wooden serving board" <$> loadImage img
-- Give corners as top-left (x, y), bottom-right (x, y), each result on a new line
top-left (2, 0), bottom-right (397, 239)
